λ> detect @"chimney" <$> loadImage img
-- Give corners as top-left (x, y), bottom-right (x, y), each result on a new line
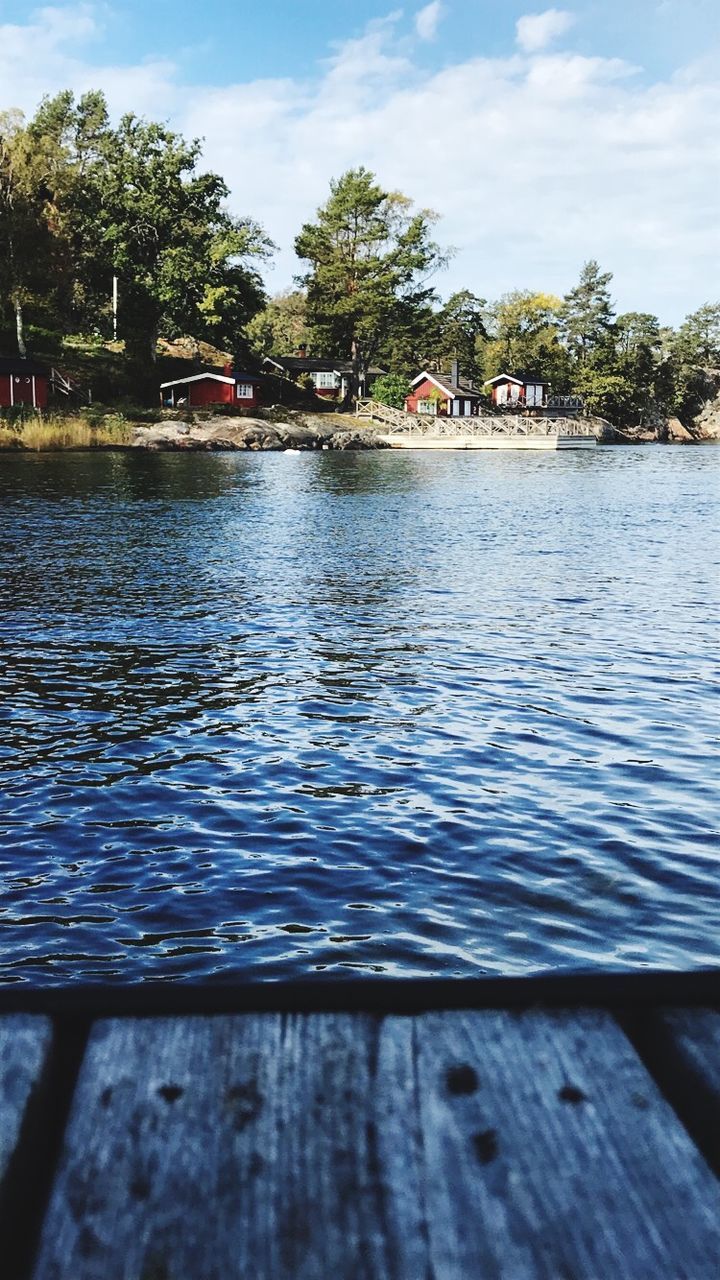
top-left (296, 343), bottom-right (307, 358)
top-left (450, 358), bottom-right (460, 386)
top-left (223, 361), bottom-right (233, 376)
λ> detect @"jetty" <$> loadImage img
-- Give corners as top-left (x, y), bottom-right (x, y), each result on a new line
top-left (1, 969), bottom-right (719, 1278)
top-left (356, 398), bottom-right (598, 449)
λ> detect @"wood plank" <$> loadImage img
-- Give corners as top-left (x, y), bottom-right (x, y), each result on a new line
top-left (31, 1013), bottom-right (425, 1280)
top-left (657, 1008), bottom-right (720, 1103)
top-left (32, 1010), bottom-right (720, 1279)
top-left (404, 1009), bottom-right (720, 1278)
top-left (649, 1007), bottom-right (720, 1168)
top-left (0, 1015), bottom-right (53, 1189)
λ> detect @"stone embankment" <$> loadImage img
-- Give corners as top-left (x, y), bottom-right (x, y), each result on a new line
top-left (133, 415), bottom-right (387, 452)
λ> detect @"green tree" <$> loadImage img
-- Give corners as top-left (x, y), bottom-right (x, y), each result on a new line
top-left (482, 290), bottom-right (568, 388)
top-left (371, 372), bottom-right (411, 409)
top-left (561, 260), bottom-right (615, 362)
top-left (0, 109), bottom-right (61, 355)
top-left (246, 289), bottom-right (309, 357)
top-left (295, 167), bottom-right (446, 399)
top-left (433, 289), bottom-right (488, 382)
top-left (669, 302), bottom-right (720, 421)
top-left (94, 113), bottom-right (272, 364)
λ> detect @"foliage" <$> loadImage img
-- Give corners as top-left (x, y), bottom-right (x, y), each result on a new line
top-left (371, 373), bottom-right (411, 409)
top-left (434, 290), bottom-right (488, 383)
top-left (295, 167), bottom-right (446, 397)
top-left (560, 259), bottom-right (615, 361)
top-left (0, 91), bottom-right (273, 369)
top-left (481, 290), bottom-right (569, 388)
top-left (246, 289), bottom-right (309, 357)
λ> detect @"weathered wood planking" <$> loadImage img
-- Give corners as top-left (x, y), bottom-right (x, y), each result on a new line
top-left (32, 1014), bottom-right (421, 1280)
top-left (32, 1010), bottom-right (720, 1280)
top-left (405, 1009), bottom-right (720, 1278)
top-left (657, 1008), bottom-right (720, 1103)
top-left (0, 1015), bottom-right (53, 1190)
top-left (653, 1007), bottom-right (720, 1165)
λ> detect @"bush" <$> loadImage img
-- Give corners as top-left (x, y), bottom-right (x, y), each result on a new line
top-left (371, 373), bottom-right (411, 409)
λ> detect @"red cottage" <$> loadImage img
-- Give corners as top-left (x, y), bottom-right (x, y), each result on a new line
top-left (485, 373), bottom-right (547, 408)
top-left (160, 364), bottom-right (263, 410)
top-left (405, 362), bottom-right (481, 418)
top-left (0, 357), bottom-right (49, 409)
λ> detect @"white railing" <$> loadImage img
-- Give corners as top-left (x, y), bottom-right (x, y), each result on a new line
top-left (356, 400), bottom-right (596, 438)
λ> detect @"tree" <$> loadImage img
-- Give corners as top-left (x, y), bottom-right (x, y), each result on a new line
top-left (561, 260), bottom-right (615, 362)
top-left (0, 109), bottom-right (60, 355)
top-left (295, 167), bottom-right (446, 399)
top-left (433, 290), bottom-right (488, 382)
top-left (670, 302), bottom-right (720, 422)
top-left (482, 290), bottom-right (568, 388)
top-left (371, 372), bottom-right (411, 409)
top-left (93, 112), bottom-right (272, 364)
top-left (246, 289), bottom-right (309, 357)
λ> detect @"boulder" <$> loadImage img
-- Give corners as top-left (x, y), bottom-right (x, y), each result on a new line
top-left (666, 417), bottom-right (694, 442)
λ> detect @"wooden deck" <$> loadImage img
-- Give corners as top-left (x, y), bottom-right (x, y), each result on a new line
top-left (1, 970), bottom-right (719, 1279)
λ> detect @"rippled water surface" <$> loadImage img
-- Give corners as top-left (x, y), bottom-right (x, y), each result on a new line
top-left (1, 447), bottom-right (718, 984)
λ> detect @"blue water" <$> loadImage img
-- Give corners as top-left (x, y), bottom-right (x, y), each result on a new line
top-left (0, 447), bottom-right (718, 984)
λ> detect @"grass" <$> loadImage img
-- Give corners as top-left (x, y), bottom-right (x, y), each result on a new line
top-left (0, 412), bottom-right (135, 450)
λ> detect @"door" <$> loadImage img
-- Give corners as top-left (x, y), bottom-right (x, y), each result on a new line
top-left (12, 374), bottom-right (35, 406)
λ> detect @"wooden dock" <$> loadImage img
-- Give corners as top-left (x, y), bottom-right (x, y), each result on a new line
top-left (1, 970), bottom-right (719, 1279)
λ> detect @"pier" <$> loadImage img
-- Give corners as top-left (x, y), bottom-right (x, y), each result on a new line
top-left (355, 399), bottom-right (598, 449)
top-left (2, 970), bottom-right (719, 1278)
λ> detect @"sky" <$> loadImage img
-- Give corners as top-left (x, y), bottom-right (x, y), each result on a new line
top-left (1, 0), bottom-right (718, 323)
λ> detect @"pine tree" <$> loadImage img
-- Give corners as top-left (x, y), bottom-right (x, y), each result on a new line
top-left (295, 167), bottom-right (446, 399)
top-left (561, 260), bottom-right (615, 362)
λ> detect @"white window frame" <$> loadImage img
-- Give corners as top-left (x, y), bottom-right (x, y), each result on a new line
top-left (313, 371), bottom-right (338, 389)
top-left (236, 383), bottom-right (254, 399)
top-left (417, 398), bottom-right (437, 415)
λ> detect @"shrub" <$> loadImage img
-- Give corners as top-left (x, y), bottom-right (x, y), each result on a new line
top-left (371, 373), bottom-right (411, 409)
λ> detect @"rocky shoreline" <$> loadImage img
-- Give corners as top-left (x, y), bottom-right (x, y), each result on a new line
top-left (132, 415), bottom-right (388, 452)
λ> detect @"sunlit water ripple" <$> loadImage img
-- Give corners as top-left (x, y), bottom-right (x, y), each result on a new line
top-left (0, 447), bottom-right (718, 984)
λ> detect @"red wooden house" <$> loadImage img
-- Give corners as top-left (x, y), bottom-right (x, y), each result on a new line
top-left (160, 364), bottom-right (263, 410)
top-left (485, 373), bottom-right (547, 408)
top-left (0, 357), bottom-right (49, 410)
top-left (405, 361), bottom-right (481, 418)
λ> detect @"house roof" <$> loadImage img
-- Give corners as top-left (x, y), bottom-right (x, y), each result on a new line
top-left (0, 356), bottom-right (49, 377)
top-left (160, 370), bottom-right (262, 390)
top-left (410, 371), bottom-right (481, 399)
top-left (484, 372), bottom-right (547, 386)
top-left (263, 355), bottom-right (385, 376)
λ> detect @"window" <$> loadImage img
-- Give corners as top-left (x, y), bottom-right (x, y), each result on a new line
top-left (314, 371), bottom-right (338, 389)
top-left (417, 398), bottom-right (437, 414)
top-left (236, 384), bottom-right (254, 399)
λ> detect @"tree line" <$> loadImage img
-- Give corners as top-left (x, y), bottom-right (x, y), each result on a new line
top-left (1, 92), bottom-right (718, 425)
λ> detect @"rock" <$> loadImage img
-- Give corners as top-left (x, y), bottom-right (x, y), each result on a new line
top-left (692, 394), bottom-right (720, 440)
top-left (130, 414), bottom-right (387, 453)
top-left (666, 417), bottom-right (695, 442)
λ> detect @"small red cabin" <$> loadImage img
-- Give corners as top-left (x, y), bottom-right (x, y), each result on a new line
top-left (0, 357), bottom-right (49, 409)
top-left (160, 364), bottom-right (263, 410)
top-left (405, 363), bottom-right (481, 418)
top-left (485, 373), bottom-right (547, 408)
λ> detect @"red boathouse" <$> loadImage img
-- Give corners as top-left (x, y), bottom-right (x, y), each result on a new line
top-left (0, 357), bottom-right (49, 410)
top-left (160, 364), bottom-right (263, 410)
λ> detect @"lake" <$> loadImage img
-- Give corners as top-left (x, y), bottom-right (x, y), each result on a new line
top-left (0, 447), bottom-right (718, 984)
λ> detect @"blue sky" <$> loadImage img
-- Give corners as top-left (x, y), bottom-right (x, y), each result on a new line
top-left (2, 1), bottom-right (715, 86)
top-left (1, 1), bottom-right (718, 322)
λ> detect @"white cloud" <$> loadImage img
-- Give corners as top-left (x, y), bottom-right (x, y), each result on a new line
top-left (1, 4), bottom-right (718, 323)
top-left (415, 2), bottom-right (444, 42)
top-left (516, 9), bottom-right (576, 53)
